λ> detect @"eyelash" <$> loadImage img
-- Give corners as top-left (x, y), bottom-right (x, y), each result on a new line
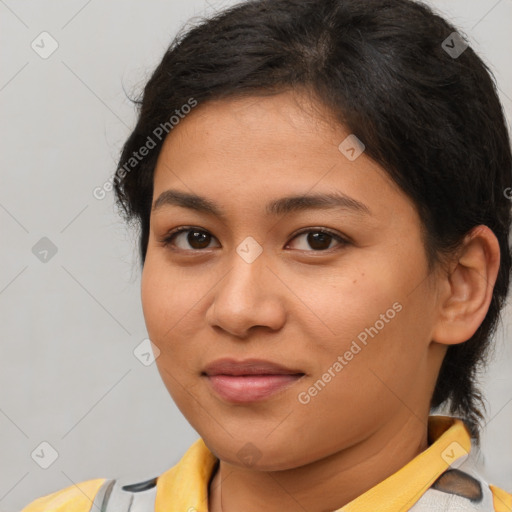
top-left (159, 226), bottom-right (350, 252)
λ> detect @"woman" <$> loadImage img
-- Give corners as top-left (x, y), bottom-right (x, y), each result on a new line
top-left (22, 0), bottom-right (512, 510)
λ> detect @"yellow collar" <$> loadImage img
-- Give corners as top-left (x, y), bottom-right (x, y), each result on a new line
top-left (155, 416), bottom-right (471, 512)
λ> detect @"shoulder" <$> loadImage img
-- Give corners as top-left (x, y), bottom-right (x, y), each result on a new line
top-left (20, 438), bottom-right (211, 512)
top-left (21, 476), bottom-right (159, 512)
top-left (489, 484), bottom-right (512, 512)
top-left (410, 468), bottom-right (512, 511)
top-left (20, 478), bottom-right (107, 512)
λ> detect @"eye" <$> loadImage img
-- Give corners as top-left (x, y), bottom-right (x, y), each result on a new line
top-left (159, 226), bottom-right (349, 252)
top-left (286, 228), bottom-right (349, 251)
top-left (159, 227), bottom-right (220, 250)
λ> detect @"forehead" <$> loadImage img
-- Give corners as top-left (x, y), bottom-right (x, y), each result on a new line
top-left (157, 92), bottom-right (340, 165)
top-left (151, 91), bottom-right (410, 223)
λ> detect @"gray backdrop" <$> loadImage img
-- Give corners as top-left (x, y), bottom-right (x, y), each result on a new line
top-left (1, 1), bottom-right (511, 510)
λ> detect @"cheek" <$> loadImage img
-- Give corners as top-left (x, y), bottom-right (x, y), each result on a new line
top-left (299, 263), bottom-right (399, 345)
top-left (140, 254), bottom-right (210, 373)
top-left (140, 256), bottom-right (188, 346)
top-left (141, 259), bottom-right (166, 337)
top-left (318, 249), bottom-right (434, 398)
top-left (141, 252), bottom-right (193, 322)
top-left (301, 246), bottom-right (428, 375)
top-left (141, 257), bottom-right (201, 404)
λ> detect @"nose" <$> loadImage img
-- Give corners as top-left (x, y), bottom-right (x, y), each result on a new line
top-left (205, 248), bottom-right (286, 338)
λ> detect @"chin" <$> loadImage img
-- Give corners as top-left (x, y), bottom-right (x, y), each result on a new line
top-left (204, 434), bottom-right (316, 472)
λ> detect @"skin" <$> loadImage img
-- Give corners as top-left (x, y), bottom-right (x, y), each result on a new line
top-left (140, 91), bottom-right (500, 512)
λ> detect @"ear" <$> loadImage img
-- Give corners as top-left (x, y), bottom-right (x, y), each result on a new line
top-left (431, 225), bottom-right (501, 345)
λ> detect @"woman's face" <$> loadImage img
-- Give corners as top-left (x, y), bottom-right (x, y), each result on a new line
top-left (141, 91), bottom-right (445, 470)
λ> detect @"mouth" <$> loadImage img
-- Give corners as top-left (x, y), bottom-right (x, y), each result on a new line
top-left (201, 358), bottom-right (306, 403)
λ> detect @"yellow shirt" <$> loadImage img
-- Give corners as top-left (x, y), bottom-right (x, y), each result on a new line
top-left (21, 416), bottom-right (511, 511)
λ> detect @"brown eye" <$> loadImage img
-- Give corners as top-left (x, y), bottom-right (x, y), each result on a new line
top-left (160, 227), bottom-right (348, 252)
top-left (160, 227), bottom-right (219, 250)
top-left (287, 229), bottom-right (348, 251)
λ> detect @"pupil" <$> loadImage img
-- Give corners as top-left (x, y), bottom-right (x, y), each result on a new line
top-left (308, 232), bottom-right (331, 250)
top-left (189, 230), bottom-right (210, 249)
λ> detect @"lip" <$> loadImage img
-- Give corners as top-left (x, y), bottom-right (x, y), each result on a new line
top-left (205, 374), bottom-right (305, 403)
top-left (202, 358), bottom-right (305, 403)
top-left (202, 357), bottom-right (304, 376)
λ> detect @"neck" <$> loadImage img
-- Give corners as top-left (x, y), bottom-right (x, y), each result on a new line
top-left (208, 413), bottom-right (429, 512)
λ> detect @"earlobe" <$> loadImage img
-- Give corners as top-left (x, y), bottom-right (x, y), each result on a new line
top-left (431, 225), bottom-right (500, 346)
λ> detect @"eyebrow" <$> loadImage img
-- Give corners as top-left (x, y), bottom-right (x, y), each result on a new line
top-left (152, 189), bottom-right (371, 218)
